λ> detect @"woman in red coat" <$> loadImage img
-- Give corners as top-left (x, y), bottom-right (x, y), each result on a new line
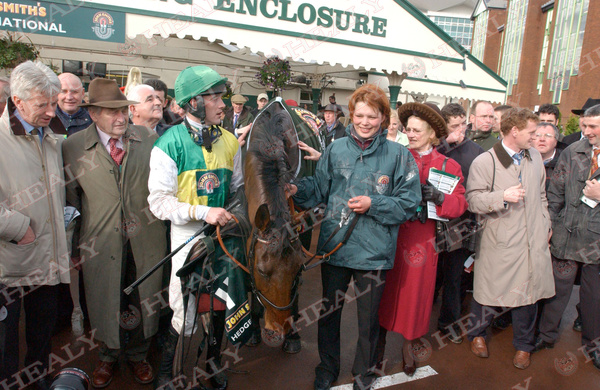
top-left (377, 103), bottom-right (468, 376)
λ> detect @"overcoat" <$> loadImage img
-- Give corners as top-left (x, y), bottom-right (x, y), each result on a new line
top-left (378, 149), bottom-right (467, 339)
top-left (0, 99), bottom-right (70, 287)
top-left (63, 123), bottom-right (167, 349)
top-left (466, 142), bottom-right (555, 307)
top-left (548, 139), bottom-right (600, 263)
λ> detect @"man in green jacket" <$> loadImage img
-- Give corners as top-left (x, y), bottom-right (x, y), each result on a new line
top-left (466, 100), bottom-right (498, 151)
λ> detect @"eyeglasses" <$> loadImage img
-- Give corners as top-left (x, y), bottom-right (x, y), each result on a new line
top-left (475, 115), bottom-right (496, 121)
top-left (533, 133), bottom-right (555, 139)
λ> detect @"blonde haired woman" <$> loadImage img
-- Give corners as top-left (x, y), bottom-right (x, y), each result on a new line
top-left (387, 109), bottom-right (409, 146)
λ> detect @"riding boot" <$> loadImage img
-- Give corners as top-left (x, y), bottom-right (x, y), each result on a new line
top-left (155, 325), bottom-right (179, 390)
top-left (206, 311), bottom-right (228, 390)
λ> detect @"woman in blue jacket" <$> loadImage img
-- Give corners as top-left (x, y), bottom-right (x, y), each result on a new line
top-left (289, 84), bottom-right (421, 390)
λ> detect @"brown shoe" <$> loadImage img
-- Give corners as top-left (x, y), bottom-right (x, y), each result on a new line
top-left (513, 351), bottom-right (531, 369)
top-left (470, 337), bottom-right (489, 358)
top-left (129, 360), bottom-right (154, 384)
top-left (92, 361), bottom-right (115, 388)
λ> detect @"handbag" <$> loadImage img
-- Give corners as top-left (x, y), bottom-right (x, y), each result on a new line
top-left (434, 156), bottom-right (492, 253)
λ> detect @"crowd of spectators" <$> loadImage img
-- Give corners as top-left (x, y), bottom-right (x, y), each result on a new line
top-left (1, 60), bottom-right (599, 390)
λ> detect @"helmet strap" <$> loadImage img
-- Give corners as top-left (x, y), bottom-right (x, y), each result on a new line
top-left (186, 95), bottom-right (206, 124)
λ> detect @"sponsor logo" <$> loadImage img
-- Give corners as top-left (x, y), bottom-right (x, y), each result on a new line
top-left (92, 12), bottom-right (115, 40)
top-left (376, 175), bottom-right (390, 194)
top-left (197, 172), bottom-right (221, 194)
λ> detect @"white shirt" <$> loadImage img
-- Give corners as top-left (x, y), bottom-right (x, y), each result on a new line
top-left (96, 128), bottom-right (123, 154)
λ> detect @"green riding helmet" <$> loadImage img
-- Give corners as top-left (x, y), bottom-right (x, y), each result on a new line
top-left (174, 66), bottom-right (228, 108)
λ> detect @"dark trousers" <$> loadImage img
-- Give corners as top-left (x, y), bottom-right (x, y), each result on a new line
top-left (315, 263), bottom-right (387, 385)
top-left (0, 284), bottom-right (59, 388)
top-left (438, 248), bottom-right (470, 330)
top-left (468, 299), bottom-right (537, 352)
top-left (539, 257), bottom-right (600, 349)
top-left (99, 241), bottom-right (150, 362)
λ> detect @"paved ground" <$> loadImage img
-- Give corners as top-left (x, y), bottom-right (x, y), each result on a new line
top-left (19, 266), bottom-right (597, 390)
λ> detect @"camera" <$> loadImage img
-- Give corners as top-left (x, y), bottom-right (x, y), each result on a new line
top-left (50, 368), bottom-right (90, 390)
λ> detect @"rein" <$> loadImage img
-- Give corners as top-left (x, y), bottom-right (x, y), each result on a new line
top-left (215, 200), bottom-right (360, 311)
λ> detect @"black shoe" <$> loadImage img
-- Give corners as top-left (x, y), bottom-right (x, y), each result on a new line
top-left (573, 316), bottom-right (582, 332)
top-left (246, 328), bottom-right (262, 347)
top-left (314, 376), bottom-right (334, 390)
top-left (282, 337), bottom-right (302, 354)
top-left (207, 361), bottom-right (228, 390)
top-left (590, 349), bottom-right (600, 371)
top-left (438, 327), bottom-right (463, 344)
top-left (353, 376), bottom-right (376, 390)
top-left (533, 337), bottom-right (554, 352)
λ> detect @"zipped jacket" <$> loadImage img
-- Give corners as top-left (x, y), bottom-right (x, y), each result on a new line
top-left (294, 126), bottom-right (421, 270)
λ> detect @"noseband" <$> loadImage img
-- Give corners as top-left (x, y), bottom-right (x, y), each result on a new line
top-left (216, 206), bottom-right (359, 312)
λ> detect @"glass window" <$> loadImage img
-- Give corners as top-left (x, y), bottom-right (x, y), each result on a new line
top-left (431, 15), bottom-right (474, 50)
top-left (548, 0), bottom-right (589, 104)
top-left (499, 0), bottom-right (529, 96)
top-left (471, 11), bottom-right (489, 61)
top-left (537, 9), bottom-right (554, 95)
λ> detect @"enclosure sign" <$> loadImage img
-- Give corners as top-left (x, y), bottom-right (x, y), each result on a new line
top-left (0, 0), bottom-right (125, 42)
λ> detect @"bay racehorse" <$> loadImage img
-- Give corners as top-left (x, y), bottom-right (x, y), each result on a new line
top-left (243, 99), bottom-right (321, 345)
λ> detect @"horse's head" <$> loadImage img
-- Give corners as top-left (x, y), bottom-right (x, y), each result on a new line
top-left (250, 203), bottom-right (305, 346)
top-left (243, 99), bottom-right (317, 346)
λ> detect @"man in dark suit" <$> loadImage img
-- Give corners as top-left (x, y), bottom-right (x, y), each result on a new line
top-left (535, 104), bottom-right (600, 370)
top-left (563, 98), bottom-right (600, 145)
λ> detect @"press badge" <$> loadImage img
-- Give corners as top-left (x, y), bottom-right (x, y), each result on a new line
top-left (581, 195), bottom-right (599, 208)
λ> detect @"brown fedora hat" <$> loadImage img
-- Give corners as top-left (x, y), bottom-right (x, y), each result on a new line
top-left (79, 78), bottom-right (138, 108)
top-left (398, 102), bottom-right (447, 139)
top-left (572, 98), bottom-right (600, 115)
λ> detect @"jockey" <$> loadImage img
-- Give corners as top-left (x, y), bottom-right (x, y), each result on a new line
top-left (148, 65), bottom-right (243, 390)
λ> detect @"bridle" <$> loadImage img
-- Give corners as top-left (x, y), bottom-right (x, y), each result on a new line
top-left (216, 202), bottom-right (359, 311)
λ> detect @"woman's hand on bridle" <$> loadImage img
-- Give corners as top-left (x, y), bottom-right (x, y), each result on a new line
top-left (298, 141), bottom-right (322, 161)
top-left (348, 196), bottom-right (371, 214)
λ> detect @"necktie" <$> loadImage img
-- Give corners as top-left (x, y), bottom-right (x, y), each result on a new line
top-left (233, 114), bottom-right (239, 128)
top-left (108, 138), bottom-right (125, 166)
top-left (513, 150), bottom-right (524, 166)
top-left (591, 149), bottom-right (600, 176)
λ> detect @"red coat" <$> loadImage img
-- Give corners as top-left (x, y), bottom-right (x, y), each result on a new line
top-left (379, 149), bottom-right (467, 339)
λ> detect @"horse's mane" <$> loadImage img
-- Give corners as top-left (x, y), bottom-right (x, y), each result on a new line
top-left (247, 107), bottom-right (296, 230)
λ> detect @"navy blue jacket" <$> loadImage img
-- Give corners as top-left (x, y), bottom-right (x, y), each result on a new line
top-left (56, 107), bottom-right (92, 136)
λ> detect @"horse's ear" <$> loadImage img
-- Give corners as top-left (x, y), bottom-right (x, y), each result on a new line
top-left (255, 203), bottom-right (271, 232)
